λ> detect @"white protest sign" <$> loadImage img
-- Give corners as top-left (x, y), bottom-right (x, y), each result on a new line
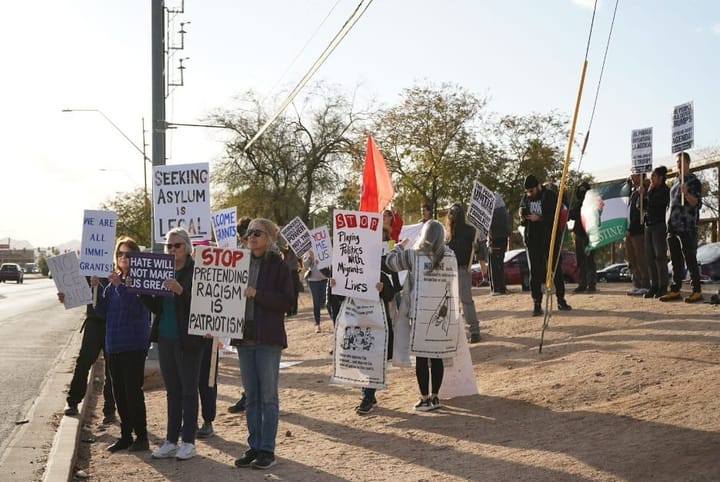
top-left (280, 217), bottom-right (312, 258)
top-left (153, 162), bottom-right (211, 243)
top-left (467, 181), bottom-right (496, 240)
top-left (309, 226), bottom-right (332, 271)
top-left (395, 222), bottom-right (423, 288)
top-left (127, 252), bottom-right (174, 296)
top-left (408, 251), bottom-right (460, 358)
top-left (79, 210), bottom-right (117, 276)
top-left (331, 210), bottom-right (382, 301)
top-left (47, 252), bottom-right (93, 309)
top-left (331, 297), bottom-right (387, 389)
top-left (188, 247), bottom-right (250, 338)
top-left (210, 207), bottom-right (238, 249)
top-left (631, 127), bottom-right (653, 174)
top-left (671, 101), bottom-right (694, 153)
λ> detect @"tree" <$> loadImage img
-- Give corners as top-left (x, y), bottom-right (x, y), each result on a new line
top-left (100, 188), bottom-right (152, 248)
top-left (210, 84), bottom-right (368, 225)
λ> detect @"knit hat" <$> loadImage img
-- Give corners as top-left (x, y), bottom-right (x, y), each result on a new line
top-left (524, 175), bottom-right (539, 189)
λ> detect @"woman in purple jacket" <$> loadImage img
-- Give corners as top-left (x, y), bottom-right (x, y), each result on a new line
top-left (233, 218), bottom-right (293, 470)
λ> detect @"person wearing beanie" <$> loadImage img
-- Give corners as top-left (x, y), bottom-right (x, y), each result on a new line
top-left (518, 175), bottom-right (572, 316)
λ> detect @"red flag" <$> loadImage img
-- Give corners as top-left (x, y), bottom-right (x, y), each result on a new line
top-left (359, 135), bottom-right (394, 212)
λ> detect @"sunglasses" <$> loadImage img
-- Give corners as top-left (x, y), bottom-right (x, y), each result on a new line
top-left (116, 251), bottom-right (132, 258)
top-left (165, 242), bottom-right (185, 250)
top-left (246, 229), bottom-right (266, 238)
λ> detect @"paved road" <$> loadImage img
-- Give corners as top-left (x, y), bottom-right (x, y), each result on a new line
top-left (0, 276), bottom-right (85, 479)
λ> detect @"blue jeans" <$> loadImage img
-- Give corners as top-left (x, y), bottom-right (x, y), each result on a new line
top-left (237, 344), bottom-right (282, 454)
top-left (308, 279), bottom-right (328, 325)
top-left (158, 337), bottom-right (203, 444)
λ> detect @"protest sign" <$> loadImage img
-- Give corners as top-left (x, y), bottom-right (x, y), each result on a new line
top-left (47, 252), bottom-right (92, 309)
top-left (671, 101), bottom-right (694, 153)
top-left (467, 180), bottom-right (496, 240)
top-left (331, 297), bottom-right (387, 389)
top-left (408, 251), bottom-right (460, 358)
top-left (631, 127), bottom-right (653, 175)
top-left (126, 252), bottom-right (174, 296)
top-left (188, 246), bottom-right (250, 338)
top-left (280, 217), bottom-right (312, 258)
top-left (309, 226), bottom-right (332, 271)
top-left (331, 210), bottom-right (382, 301)
top-left (153, 162), bottom-right (211, 243)
top-left (210, 207), bottom-right (237, 249)
top-left (79, 209), bottom-right (117, 277)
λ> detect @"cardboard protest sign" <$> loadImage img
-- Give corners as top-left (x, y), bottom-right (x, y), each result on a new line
top-left (467, 180), bottom-right (496, 240)
top-left (153, 162), bottom-right (211, 243)
top-left (280, 217), bottom-right (312, 258)
top-left (309, 226), bottom-right (332, 271)
top-left (126, 252), bottom-right (174, 296)
top-left (331, 297), bottom-right (387, 389)
top-left (188, 246), bottom-right (250, 338)
top-left (331, 210), bottom-right (382, 301)
top-left (408, 251), bottom-right (460, 358)
top-left (671, 101), bottom-right (694, 153)
top-left (47, 252), bottom-right (92, 309)
top-left (631, 127), bottom-right (653, 175)
top-left (79, 210), bottom-right (117, 277)
top-left (210, 207), bottom-right (237, 249)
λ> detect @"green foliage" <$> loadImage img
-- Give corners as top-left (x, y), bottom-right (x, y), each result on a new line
top-left (38, 255), bottom-right (49, 276)
top-left (100, 188), bottom-right (152, 248)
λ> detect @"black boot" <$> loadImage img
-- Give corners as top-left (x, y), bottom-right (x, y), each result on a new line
top-left (532, 303), bottom-right (542, 316)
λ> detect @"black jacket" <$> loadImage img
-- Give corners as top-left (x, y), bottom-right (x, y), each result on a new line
top-left (644, 183), bottom-right (669, 228)
top-left (448, 223), bottom-right (476, 268)
top-left (519, 186), bottom-right (558, 247)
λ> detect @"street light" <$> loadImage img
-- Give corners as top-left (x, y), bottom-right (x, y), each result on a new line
top-left (62, 108), bottom-right (152, 244)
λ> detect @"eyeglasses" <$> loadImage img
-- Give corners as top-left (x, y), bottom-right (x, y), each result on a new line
top-left (246, 229), bottom-right (266, 238)
top-left (116, 251), bottom-right (132, 258)
top-left (165, 242), bottom-right (184, 250)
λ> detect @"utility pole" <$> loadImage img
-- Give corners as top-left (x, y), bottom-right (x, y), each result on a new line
top-left (151, 0), bottom-right (166, 250)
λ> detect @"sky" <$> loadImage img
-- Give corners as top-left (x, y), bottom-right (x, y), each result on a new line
top-left (1, 0), bottom-right (718, 248)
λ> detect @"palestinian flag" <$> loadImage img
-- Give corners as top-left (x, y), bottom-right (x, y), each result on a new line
top-left (581, 180), bottom-right (631, 250)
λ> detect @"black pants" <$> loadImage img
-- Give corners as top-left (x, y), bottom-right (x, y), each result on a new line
top-left (527, 243), bottom-right (566, 303)
top-left (67, 318), bottom-right (115, 416)
top-left (198, 339), bottom-right (218, 424)
top-left (287, 270), bottom-right (300, 315)
top-left (489, 238), bottom-right (507, 293)
top-left (107, 350), bottom-right (148, 441)
top-left (574, 236), bottom-right (596, 289)
top-left (668, 230), bottom-right (701, 293)
top-left (415, 357), bottom-right (444, 396)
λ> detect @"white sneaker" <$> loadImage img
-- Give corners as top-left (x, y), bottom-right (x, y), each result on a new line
top-left (151, 441), bottom-right (177, 459)
top-left (176, 442), bottom-right (196, 460)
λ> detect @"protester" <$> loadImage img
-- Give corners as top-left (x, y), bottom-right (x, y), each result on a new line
top-left (233, 218), bottom-right (293, 470)
top-left (420, 203), bottom-right (432, 223)
top-left (488, 192), bottom-right (510, 296)
top-left (642, 166), bottom-right (670, 299)
top-left (661, 152), bottom-right (703, 303)
top-left (569, 181), bottom-right (597, 293)
top-left (386, 220), bottom-right (452, 411)
top-left (626, 173), bottom-right (650, 296)
top-left (93, 236), bottom-right (151, 453)
top-left (518, 175), bottom-right (572, 316)
top-left (446, 203), bottom-right (481, 343)
top-left (59, 277), bottom-right (116, 424)
top-left (302, 249), bottom-right (329, 333)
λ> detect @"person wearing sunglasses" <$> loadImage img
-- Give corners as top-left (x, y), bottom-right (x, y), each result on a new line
top-left (141, 227), bottom-right (207, 461)
top-left (92, 236), bottom-right (151, 453)
top-left (233, 218), bottom-right (293, 470)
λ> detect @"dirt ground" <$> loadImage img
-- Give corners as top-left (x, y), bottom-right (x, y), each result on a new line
top-left (73, 282), bottom-right (720, 481)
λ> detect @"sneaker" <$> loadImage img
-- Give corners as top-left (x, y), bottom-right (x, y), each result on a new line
top-left (414, 398), bottom-right (432, 411)
top-left (235, 449), bottom-right (258, 468)
top-left (228, 394), bottom-right (247, 413)
top-left (197, 421), bottom-right (214, 438)
top-left (63, 403), bottom-right (79, 416)
top-left (251, 451), bottom-right (277, 470)
top-left (659, 290), bottom-right (681, 302)
top-left (429, 396), bottom-right (441, 410)
top-left (557, 300), bottom-right (572, 311)
top-left (685, 291), bottom-right (703, 303)
top-left (355, 398), bottom-right (374, 415)
top-left (627, 287), bottom-right (641, 296)
top-left (315, 324), bottom-right (321, 333)
top-left (152, 441), bottom-right (178, 459)
top-left (107, 437), bottom-right (133, 453)
top-left (532, 304), bottom-right (542, 316)
top-left (176, 442), bottom-right (196, 461)
top-left (469, 333), bottom-right (481, 343)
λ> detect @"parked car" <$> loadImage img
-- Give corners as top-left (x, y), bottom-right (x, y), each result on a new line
top-left (0, 263), bottom-right (24, 283)
top-left (503, 248), bottom-right (578, 291)
top-left (596, 263), bottom-right (632, 282)
top-left (471, 263), bottom-right (489, 287)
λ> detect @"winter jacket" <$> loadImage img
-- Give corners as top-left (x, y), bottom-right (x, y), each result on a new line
top-left (96, 275), bottom-right (151, 353)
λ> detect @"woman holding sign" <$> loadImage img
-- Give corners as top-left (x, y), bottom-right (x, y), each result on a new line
top-left (233, 218), bottom-right (293, 470)
top-left (139, 227), bottom-right (206, 461)
top-left (385, 220), bottom-right (452, 412)
top-left (93, 236), bottom-right (151, 453)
